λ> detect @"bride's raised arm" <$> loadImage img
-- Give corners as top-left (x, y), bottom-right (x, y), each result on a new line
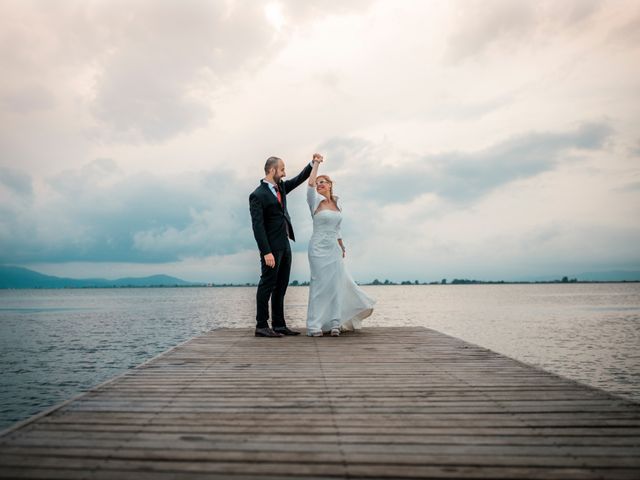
top-left (308, 153), bottom-right (322, 187)
top-left (307, 154), bottom-right (323, 214)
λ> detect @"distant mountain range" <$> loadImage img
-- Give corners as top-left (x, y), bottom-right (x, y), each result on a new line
top-left (0, 266), bottom-right (199, 289)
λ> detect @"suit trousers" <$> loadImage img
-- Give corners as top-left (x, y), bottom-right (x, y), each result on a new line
top-left (256, 246), bottom-right (292, 329)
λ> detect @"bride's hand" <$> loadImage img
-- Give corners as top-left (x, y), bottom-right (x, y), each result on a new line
top-left (312, 153), bottom-right (324, 164)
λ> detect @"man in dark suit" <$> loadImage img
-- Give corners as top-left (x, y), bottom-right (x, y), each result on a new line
top-left (249, 154), bottom-right (321, 337)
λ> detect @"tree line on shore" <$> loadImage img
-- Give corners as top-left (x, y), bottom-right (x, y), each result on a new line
top-left (3, 266), bottom-right (637, 289)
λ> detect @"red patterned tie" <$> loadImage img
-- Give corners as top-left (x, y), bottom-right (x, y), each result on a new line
top-left (274, 184), bottom-right (282, 206)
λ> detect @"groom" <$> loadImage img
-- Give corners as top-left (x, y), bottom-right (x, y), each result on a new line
top-left (249, 155), bottom-right (321, 337)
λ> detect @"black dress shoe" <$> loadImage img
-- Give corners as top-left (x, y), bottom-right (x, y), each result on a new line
top-left (255, 327), bottom-right (283, 337)
top-left (273, 326), bottom-right (301, 336)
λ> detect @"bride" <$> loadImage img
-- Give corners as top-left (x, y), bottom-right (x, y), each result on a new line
top-left (306, 154), bottom-right (375, 336)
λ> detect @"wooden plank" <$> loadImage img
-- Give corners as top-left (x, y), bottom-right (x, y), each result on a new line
top-left (1, 326), bottom-right (639, 479)
top-left (2, 447), bottom-right (640, 468)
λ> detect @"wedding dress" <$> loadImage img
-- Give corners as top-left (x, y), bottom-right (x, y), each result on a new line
top-left (306, 186), bottom-right (375, 335)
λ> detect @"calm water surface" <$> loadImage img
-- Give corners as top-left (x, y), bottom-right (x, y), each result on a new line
top-left (1, 283), bottom-right (639, 431)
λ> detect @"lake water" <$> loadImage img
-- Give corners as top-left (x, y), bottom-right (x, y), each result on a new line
top-left (1, 283), bottom-right (639, 431)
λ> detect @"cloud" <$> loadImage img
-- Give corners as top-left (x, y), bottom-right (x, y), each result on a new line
top-left (283, 0), bottom-right (374, 21)
top-left (447, 0), bottom-right (536, 62)
top-left (323, 122), bottom-right (613, 205)
top-left (445, 0), bottom-right (602, 62)
top-left (2, 84), bottom-right (55, 113)
top-left (0, 160), bottom-right (256, 264)
top-left (615, 181), bottom-right (640, 193)
top-left (88, 0), bottom-right (279, 142)
top-left (0, 166), bottom-right (33, 198)
top-left (49, 158), bottom-right (120, 192)
top-left (0, 0), bottom-right (376, 144)
top-left (316, 136), bottom-right (375, 171)
top-left (606, 12), bottom-right (640, 46)
top-left (132, 208), bottom-right (247, 257)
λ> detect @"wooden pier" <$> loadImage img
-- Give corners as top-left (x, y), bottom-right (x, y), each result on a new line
top-left (1, 327), bottom-right (639, 479)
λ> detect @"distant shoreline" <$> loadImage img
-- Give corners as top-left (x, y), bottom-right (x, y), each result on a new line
top-left (3, 266), bottom-right (639, 289)
top-left (1, 280), bottom-right (639, 290)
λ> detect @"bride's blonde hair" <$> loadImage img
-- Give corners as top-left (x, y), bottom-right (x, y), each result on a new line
top-left (317, 174), bottom-right (339, 209)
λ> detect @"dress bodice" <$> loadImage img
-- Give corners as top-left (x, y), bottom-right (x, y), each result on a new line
top-left (307, 186), bottom-right (342, 239)
top-left (312, 209), bottom-right (342, 237)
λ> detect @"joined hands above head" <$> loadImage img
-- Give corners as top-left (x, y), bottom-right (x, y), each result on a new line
top-left (309, 153), bottom-right (324, 186)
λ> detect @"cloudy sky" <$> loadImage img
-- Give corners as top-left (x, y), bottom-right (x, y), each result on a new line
top-left (1, 0), bottom-right (639, 283)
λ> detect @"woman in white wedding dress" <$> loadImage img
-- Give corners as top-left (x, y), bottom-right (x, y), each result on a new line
top-left (306, 156), bottom-right (375, 337)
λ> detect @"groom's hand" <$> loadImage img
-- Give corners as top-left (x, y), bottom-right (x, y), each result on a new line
top-left (312, 153), bottom-right (323, 164)
top-left (264, 253), bottom-right (275, 268)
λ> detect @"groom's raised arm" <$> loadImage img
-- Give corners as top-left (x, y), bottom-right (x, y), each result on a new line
top-left (249, 193), bottom-right (271, 256)
top-left (282, 161), bottom-right (313, 194)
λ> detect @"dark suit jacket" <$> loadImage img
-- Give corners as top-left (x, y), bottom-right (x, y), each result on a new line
top-left (249, 163), bottom-right (313, 256)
